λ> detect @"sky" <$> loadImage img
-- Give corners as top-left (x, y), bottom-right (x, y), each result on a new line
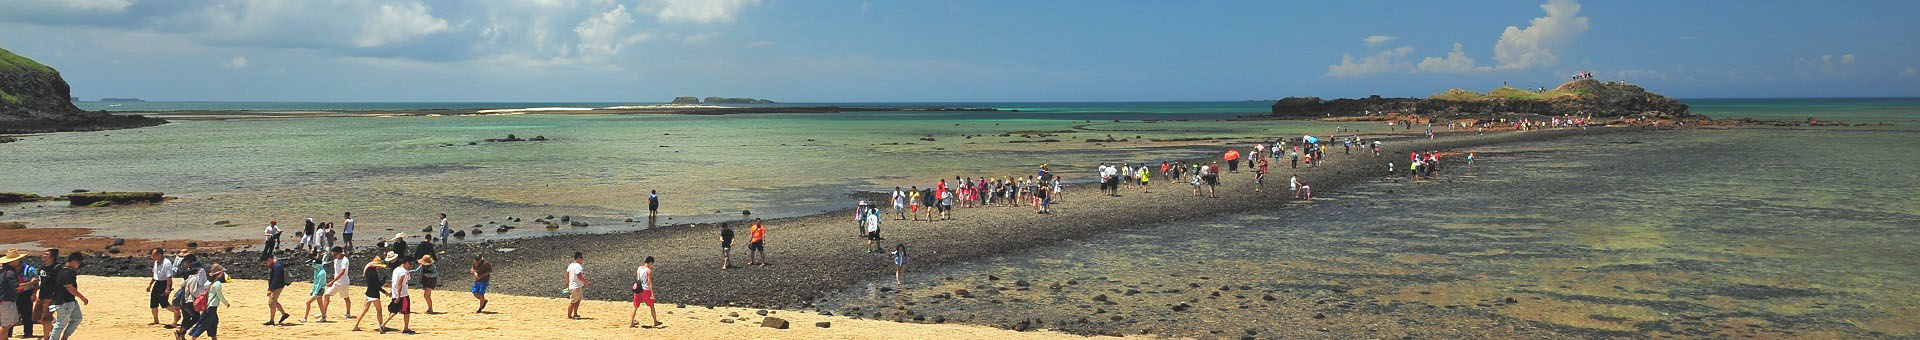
top-left (1, 0), bottom-right (1916, 102)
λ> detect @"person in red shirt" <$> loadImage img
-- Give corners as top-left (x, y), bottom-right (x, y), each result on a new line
top-left (747, 219), bottom-right (767, 267)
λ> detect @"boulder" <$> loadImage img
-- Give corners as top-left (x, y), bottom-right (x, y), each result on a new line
top-left (0, 221), bottom-right (26, 229)
top-left (66, 192), bottom-right (164, 206)
top-left (759, 317), bottom-right (789, 329)
top-left (814, 321), bottom-right (831, 328)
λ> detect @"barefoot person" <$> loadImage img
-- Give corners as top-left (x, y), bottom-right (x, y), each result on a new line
top-left (469, 255), bottom-right (491, 313)
top-left (262, 255), bottom-right (290, 325)
top-left (350, 254), bottom-right (387, 332)
top-left (565, 252), bottom-right (589, 320)
top-left (628, 256), bottom-right (658, 329)
top-left (300, 252), bottom-right (331, 323)
top-left (47, 253), bottom-right (88, 340)
top-left (147, 249), bottom-right (179, 328)
top-left (647, 190), bottom-right (660, 219)
top-left (891, 244), bottom-right (907, 285)
top-left (379, 255), bottom-right (414, 334)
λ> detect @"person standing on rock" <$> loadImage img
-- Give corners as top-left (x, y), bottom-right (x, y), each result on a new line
top-left (341, 212), bottom-right (355, 251)
top-left (565, 252), bottom-right (589, 320)
top-left (748, 219), bottom-right (768, 266)
top-left (263, 220), bottom-right (282, 255)
top-left (719, 223), bottom-right (735, 270)
top-left (647, 190), bottom-right (660, 219)
top-left (628, 256), bottom-right (658, 329)
top-left (470, 254), bottom-right (491, 314)
top-left (436, 213), bottom-right (452, 249)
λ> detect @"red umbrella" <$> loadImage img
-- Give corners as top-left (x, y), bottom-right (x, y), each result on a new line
top-left (1223, 150), bottom-right (1240, 161)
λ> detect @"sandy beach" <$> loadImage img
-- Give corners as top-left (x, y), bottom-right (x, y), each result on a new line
top-left (65, 275), bottom-right (1101, 339)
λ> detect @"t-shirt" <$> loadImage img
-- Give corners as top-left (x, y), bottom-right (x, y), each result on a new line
top-left (473, 261), bottom-right (492, 282)
top-left (750, 224), bottom-right (766, 243)
top-left (414, 241), bottom-right (435, 261)
top-left (363, 265), bottom-right (384, 297)
top-left (49, 267), bottom-right (77, 304)
top-left (267, 260), bottom-right (289, 290)
top-left (566, 262), bottom-right (585, 290)
top-left (333, 257), bottom-right (352, 285)
top-left (635, 266), bottom-right (652, 291)
top-left (152, 258), bottom-right (176, 281)
top-left (390, 267), bottom-right (411, 298)
top-left (720, 227), bottom-right (735, 247)
top-left (343, 218), bottom-right (355, 234)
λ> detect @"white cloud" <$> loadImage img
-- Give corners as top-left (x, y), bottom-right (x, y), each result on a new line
top-left (1796, 53), bottom-right (1856, 78)
top-left (1326, 46), bottom-right (1415, 78)
top-left (645, 0), bottom-right (761, 24)
top-left (1417, 43), bottom-right (1484, 73)
top-left (572, 5), bottom-right (651, 59)
top-left (354, 2), bottom-right (451, 48)
top-left (1490, 0), bottom-right (1590, 70)
top-left (0, 0), bottom-right (133, 16)
top-left (221, 56), bottom-right (248, 69)
top-left (1902, 66), bottom-right (1918, 79)
top-left (1363, 35), bottom-right (1397, 46)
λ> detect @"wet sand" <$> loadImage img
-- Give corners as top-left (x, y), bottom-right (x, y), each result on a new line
top-left (68, 275), bottom-right (1098, 339)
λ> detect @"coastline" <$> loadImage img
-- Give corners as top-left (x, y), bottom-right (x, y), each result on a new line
top-left (119, 105), bottom-right (1002, 120)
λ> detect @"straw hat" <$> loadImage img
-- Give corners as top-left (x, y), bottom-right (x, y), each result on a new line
top-left (418, 254), bottom-right (436, 266)
top-left (0, 249), bottom-right (25, 264)
top-left (392, 232), bottom-right (407, 241)
top-left (382, 251), bottom-right (400, 263)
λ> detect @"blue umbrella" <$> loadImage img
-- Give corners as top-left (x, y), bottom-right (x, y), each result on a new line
top-left (1303, 135), bottom-right (1319, 144)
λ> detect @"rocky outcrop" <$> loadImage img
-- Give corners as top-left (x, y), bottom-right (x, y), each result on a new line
top-left (702, 97), bottom-right (776, 104)
top-left (1, 47), bottom-right (167, 133)
top-left (670, 96), bottom-right (702, 104)
top-left (66, 192), bottom-right (165, 206)
top-left (1272, 79), bottom-right (1690, 119)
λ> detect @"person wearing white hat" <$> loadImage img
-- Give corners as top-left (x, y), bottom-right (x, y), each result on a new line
top-left (0, 249), bottom-right (26, 332)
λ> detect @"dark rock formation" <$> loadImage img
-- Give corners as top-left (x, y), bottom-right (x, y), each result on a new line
top-left (702, 97), bottom-right (777, 104)
top-left (1, 47), bottom-right (167, 133)
top-left (66, 192), bottom-right (165, 206)
top-left (670, 96), bottom-right (702, 104)
top-left (1271, 79), bottom-right (1690, 119)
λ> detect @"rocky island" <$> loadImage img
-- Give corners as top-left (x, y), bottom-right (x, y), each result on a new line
top-left (1271, 79), bottom-right (1690, 120)
top-left (0, 47), bottom-right (167, 133)
top-left (671, 96), bottom-right (777, 104)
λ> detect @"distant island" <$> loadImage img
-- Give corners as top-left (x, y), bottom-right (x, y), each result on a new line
top-left (671, 96), bottom-right (777, 105)
top-left (1, 47), bottom-right (167, 133)
top-left (1271, 79), bottom-right (1690, 120)
top-left (98, 98), bottom-right (145, 102)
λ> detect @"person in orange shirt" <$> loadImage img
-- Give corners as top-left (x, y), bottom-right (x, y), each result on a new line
top-left (747, 219), bottom-right (767, 267)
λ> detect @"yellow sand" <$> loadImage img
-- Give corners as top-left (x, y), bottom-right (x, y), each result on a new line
top-left (68, 275), bottom-right (1109, 339)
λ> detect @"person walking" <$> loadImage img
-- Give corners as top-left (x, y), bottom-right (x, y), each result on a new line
top-left (470, 255), bottom-right (491, 314)
top-left (864, 207), bottom-right (883, 253)
top-left (351, 253), bottom-right (387, 332)
top-left (628, 257), bottom-right (659, 329)
top-left (262, 255), bottom-right (290, 325)
top-left (719, 223), bottom-right (735, 270)
top-left (33, 249), bottom-right (58, 338)
top-left (565, 252), bottom-right (589, 320)
top-left (170, 252), bottom-right (205, 340)
top-left (301, 252), bottom-right (331, 323)
top-left (379, 254), bottom-right (414, 334)
top-left (0, 250), bottom-right (24, 336)
top-left (891, 244), bottom-right (907, 285)
top-left (891, 187), bottom-right (906, 221)
top-left (46, 253), bottom-right (86, 340)
top-left (416, 254), bottom-right (439, 314)
top-left (748, 219), bottom-right (767, 266)
top-left (330, 247), bottom-right (353, 319)
top-left (185, 265), bottom-right (229, 340)
top-left (7, 248), bottom-right (38, 339)
top-left (647, 190), bottom-right (660, 219)
top-left (147, 248), bottom-right (179, 328)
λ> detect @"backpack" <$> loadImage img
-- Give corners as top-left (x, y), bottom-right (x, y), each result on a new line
top-left (193, 286), bottom-right (211, 312)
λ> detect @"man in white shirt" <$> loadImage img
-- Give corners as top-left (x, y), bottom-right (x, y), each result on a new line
top-left (565, 252), bottom-right (589, 320)
top-left (437, 213), bottom-right (451, 248)
top-left (147, 249), bottom-right (178, 328)
top-left (327, 247), bottom-right (354, 319)
top-left (264, 220), bottom-right (282, 254)
top-left (380, 255), bottom-right (414, 334)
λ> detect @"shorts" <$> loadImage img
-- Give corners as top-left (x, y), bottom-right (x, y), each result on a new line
top-left (388, 297), bottom-right (411, 314)
top-left (649, 202), bottom-right (659, 211)
top-left (569, 289), bottom-right (584, 304)
top-left (866, 230), bottom-right (882, 241)
top-left (632, 290), bottom-right (654, 307)
top-left (311, 282), bottom-right (328, 297)
top-left (149, 280), bottom-right (171, 308)
top-left (327, 281), bottom-right (350, 297)
top-left (471, 281), bottom-right (490, 295)
top-left (721, 246), bottom-right (732, 258)
top-left (421, 276), bottom-right (440, 289)
top-left (1204, 175), bottom-right (1219, 186)
top-left (342, 232), bottom-right (353, 245)
top-left (365, 295), bottom-right (380, 303)
top-left (748, 241), bottom-right (764, 252)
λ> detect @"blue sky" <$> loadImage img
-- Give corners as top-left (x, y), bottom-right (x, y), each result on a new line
top-left (1, 0), bottom-right (1915, 102)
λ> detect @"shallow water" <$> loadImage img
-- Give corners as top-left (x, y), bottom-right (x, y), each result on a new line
top-left (816, 126), bottom-right (1920, 338)
top-left (2, 103), bottom-right (1353, 243)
